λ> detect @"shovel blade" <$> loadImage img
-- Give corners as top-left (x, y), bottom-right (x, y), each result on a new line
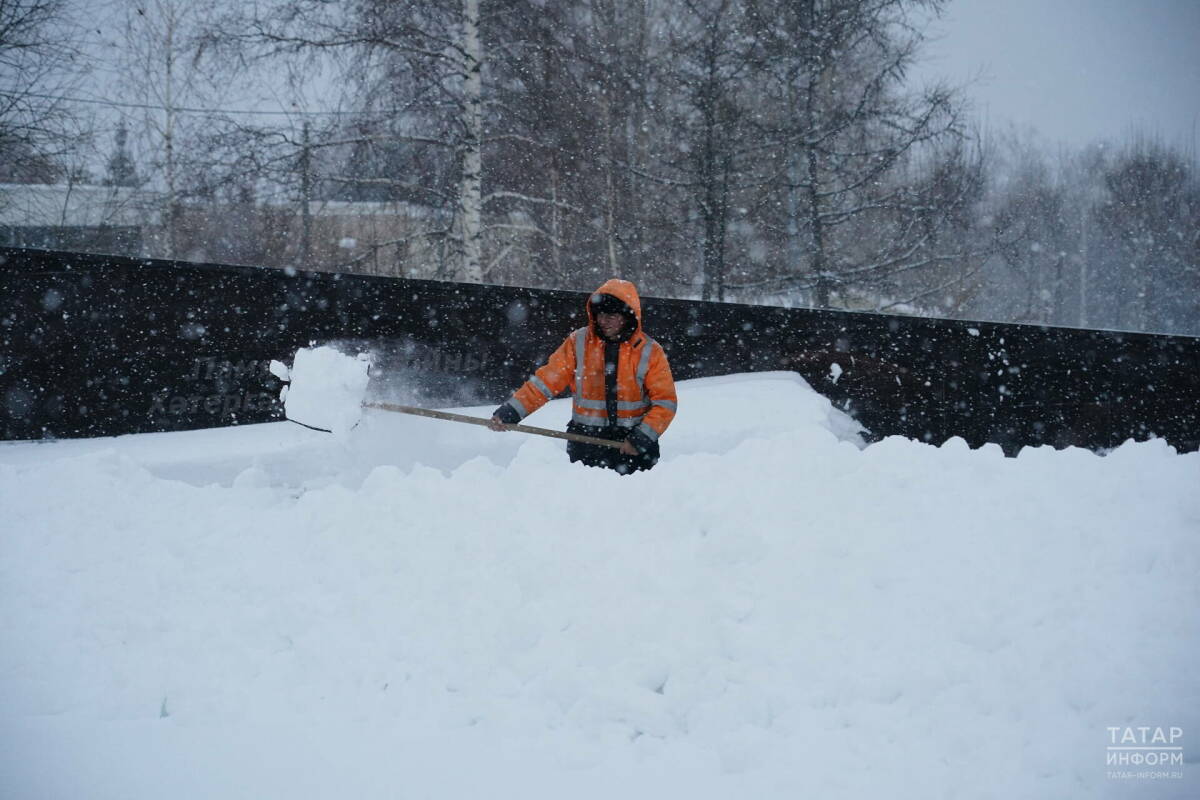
top-left (275, 346), bottom-right (371, 435)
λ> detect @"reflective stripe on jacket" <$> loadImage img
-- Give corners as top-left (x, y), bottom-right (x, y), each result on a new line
top-left (504, 278), bottom-right (677, 444)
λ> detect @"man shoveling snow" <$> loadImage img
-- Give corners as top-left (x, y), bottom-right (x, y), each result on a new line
top-left (489, 279), bottom-right (677, 475)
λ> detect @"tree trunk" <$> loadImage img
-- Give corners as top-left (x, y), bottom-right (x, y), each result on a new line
top-left (700, 104), bottom-right (718, 302)
top-left (804, 79), bottom-right (831, 308)
top-left (459, 0), bottom-right (484, 283)
top-left (1078, 204), bottom-right (1089, 327)
top-left (601, 89), bottom-right (620, 277)
top-left (163, 9), bottom-right (177, 260)
top-left (300, 121), bottom-right (312, 269)
top-left (550, 159), bottom-right (562, 277)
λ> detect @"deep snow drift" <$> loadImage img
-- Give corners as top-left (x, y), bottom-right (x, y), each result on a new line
top-left (1, 369), bottom-right (1197, 799)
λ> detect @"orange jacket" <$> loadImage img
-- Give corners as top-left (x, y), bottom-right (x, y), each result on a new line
top-left (501, 279), bottom-right (677, 447)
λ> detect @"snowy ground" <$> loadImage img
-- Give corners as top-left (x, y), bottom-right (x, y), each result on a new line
top-left (1, 372), bottom-right (1197, 799)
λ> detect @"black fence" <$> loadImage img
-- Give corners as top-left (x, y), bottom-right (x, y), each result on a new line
top-left (2, 246), bottom-right (1197, 454)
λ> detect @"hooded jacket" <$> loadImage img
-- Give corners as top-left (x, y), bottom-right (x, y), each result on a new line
top-left (498, 279), bottom-right (677, 453)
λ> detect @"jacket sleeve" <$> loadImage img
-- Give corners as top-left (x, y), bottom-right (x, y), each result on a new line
top-left (496, 333), bottom-right (577, 422)
top-left (628, 342), bottom-right (677, 452)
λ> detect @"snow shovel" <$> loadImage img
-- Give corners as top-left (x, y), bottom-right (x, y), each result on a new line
top-left (364, 401), bottom-right (624, 449)
top-left (272, 345), bottom-right (624, 449)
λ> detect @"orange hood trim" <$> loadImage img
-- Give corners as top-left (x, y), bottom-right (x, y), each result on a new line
top-left (586, 278), bottom-right (644, 338)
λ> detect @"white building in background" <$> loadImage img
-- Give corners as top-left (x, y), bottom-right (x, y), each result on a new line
top-left (0, 182), bottom-right (446, 271)
top-left (0, 184), bottom-right (509, 282)
top-left (0, 182), bottom-right (158, 254)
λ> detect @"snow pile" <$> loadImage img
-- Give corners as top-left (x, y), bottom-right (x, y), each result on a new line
top-left (1, 370), bottom-right (1198, 799)
top-left (273, 346), bottom-right (371, 436)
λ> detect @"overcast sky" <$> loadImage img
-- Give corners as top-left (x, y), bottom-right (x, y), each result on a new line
top-left (911, 0), bottom-right (1200, 152)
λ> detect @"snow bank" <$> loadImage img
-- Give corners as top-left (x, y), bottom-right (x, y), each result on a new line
top-left (1, 373), bottom-right (1197, 800)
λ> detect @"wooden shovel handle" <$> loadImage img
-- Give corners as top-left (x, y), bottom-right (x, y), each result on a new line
top-left (364, 402), bottom-right (625, 449)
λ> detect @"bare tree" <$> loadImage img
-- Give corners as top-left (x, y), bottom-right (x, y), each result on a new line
top-left (482, 0), bottom-right (670, 289)
top-left (736, 0), bottom-right (970, 308)
top-left (875, 137), bottom-right (988, 315)
top-left (576, 0), bottom-right (659, 283)
top-left (654, 0), bottom-right (760, 301)
top-left (98, 0), bottom-right (233, 258)
top-left (985, 142), bottom-right (1072, 323)
top-left (1095, 139), bottom-right (1199, 333)
top-left (211, 0), bottom-right (494, 281)
top-left (0, 0), bottom-right (84, 183)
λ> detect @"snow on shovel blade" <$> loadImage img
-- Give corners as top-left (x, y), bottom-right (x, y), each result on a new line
top-left (271, 345), bottom-right (371, 435)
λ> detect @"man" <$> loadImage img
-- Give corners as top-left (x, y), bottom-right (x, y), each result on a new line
top-left (489, 278), bottom-right (677, 474)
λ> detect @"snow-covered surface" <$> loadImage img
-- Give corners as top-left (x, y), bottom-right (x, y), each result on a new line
top-left (1, 371), bottom-right (1197, 799)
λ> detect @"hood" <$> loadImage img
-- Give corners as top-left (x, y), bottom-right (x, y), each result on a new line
top-left (585, 278), bottom-right (643, 340)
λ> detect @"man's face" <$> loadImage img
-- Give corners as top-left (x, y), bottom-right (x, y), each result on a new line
top-left (596, 310), bottom-right (626, 340)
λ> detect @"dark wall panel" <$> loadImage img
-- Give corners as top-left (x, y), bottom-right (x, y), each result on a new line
top-left (2, 247), bottom-right (1197, 454)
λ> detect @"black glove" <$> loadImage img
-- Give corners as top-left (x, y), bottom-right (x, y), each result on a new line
top-left (492, 403), bottom-right (521, 425)
top-left (626, 426), bottom-right (654, 454)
